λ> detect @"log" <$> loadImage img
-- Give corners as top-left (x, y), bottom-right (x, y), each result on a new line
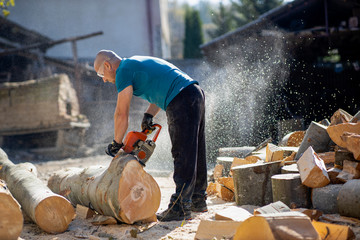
top-left (233, 212), bottom-right (319, 240)
top-left (337, 179), bottom-right (360, 219)
top-left (317, 152), bottom-right (335, 164)
top-left (329, 108), bottom-right (353, 126)
top-left (312, 221), bottom-right (355, 240)
top-left (311, 184), bottom-right (342, 214)
top-left (195, 220), bottom-right (242, 240)
top-left (341, 132), bottom-right (360, 160)
top-left (271, 173), bottom-right (311, 208)
top-left (327, 122), bottom-right (360, 148)
top-left (0, 148), bottom-right (74, 233)
top-left (213, 163), bottom-right (224, 179)
top-left (47, 152), bottom-right (161, 224)
top-left (0, 179), bottom-right (23, 240)
top-left (297, 146), bottom-right (330, 188)
top-left (218, 146), bottom-right (255, 158)
top-left (215, 206), bottom-right (253, 221)
top-left (327, 167), bottom-right (343, 184)
top-left (279, 131), bottom-right (305, 147)
top-left (232, 161), bottom-right (282, 206)
top-left (335, 147), bottom-right (355, 168)
top-left (265, 143), bottom-right (284, 162)
top-left (336, 160), bottom-right (360, 182)
top-left (253, 201), bottom-right (291, 215)
top-left (295, 121), bottom-right (331, 160)
top-left (281, 163), bottom-right (299, 174)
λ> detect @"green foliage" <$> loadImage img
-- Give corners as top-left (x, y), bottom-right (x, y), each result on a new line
top-left (207, 2), bottom-right (235, 39)
top-left (0, 0), bottom-right (15, 17)
top-left (207, 0), bottom-right (283, 40)
top-left (231, 0), bottom-right (283, 27)
top-left (183, 7), bottom-right (204, 59)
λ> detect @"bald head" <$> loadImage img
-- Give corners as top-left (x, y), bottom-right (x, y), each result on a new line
top-left (94, 50), bottom-right (121, 72)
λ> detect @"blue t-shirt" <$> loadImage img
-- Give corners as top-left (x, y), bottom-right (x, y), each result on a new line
top-left (115, 56), bottom-right (198, 110)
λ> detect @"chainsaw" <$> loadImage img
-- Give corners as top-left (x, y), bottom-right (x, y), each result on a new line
top-left (122, 124), bottom-right (162, 166)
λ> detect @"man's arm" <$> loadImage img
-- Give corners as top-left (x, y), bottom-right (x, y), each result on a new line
top-left (145, 103), bottom-right (161, 117)
top-left (114, 85), bottom-right (133, 144)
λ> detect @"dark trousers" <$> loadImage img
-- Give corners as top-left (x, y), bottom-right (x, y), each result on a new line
top-left (166, 83), bottom-right (207, 204)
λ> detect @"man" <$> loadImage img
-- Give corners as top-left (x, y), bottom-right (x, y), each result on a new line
top-left (93, 50), bottom-right (207, 221)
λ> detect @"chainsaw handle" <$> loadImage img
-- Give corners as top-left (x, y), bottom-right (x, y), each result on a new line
top-left (143, 124), bottom-right (162, 142)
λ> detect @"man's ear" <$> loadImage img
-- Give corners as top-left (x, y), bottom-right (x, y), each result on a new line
top-left (104, 61), bottom-right (112, 70)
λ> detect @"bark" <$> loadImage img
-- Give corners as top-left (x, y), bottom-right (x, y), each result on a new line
top-left (47, 152), bottom-right (161, 224)
top-left (271, 173), bottom-right (311, 208)
top-left (0, 148), bottom-right (74, 233)
top-left (337, 179), bottom-right (360, 219)
top-left (0, 179), bottom-right (23, 240)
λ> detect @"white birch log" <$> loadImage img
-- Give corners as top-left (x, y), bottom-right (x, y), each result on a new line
top-left (0, 148), bottom-right (74, 233)
top-left (0, 179), bottom-right (23, 240)
top-left (47, 152), bottom-right (161, 224)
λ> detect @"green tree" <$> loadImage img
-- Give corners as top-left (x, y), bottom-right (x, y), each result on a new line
top-left (0, 0), bottom-right (15, 17)
top-left (231, 0), bottom-right (283, 27)
top-left (183, 7), bottom-right (204, 58)
top-left (207, 1), bottom-right (235, 39)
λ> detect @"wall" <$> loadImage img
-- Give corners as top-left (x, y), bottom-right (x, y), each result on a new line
top-left (7, 0), bottom-right (170, 59)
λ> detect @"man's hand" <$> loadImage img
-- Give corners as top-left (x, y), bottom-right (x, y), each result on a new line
top-left (141, 113), bottom-right (155, 132)
top-left (106, 140), bottom-right (123, 157)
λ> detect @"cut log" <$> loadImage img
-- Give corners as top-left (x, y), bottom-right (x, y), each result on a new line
top-left (47, 152), bottom-right (161, 224)
top-left (341, 132), bottom-right (360, 160)
top-left (195, 220), bottom-right (242, 240)
top-left (317, 152), bottom-right (335, 164)
top-left (0, 148), bottom-right (74, 233)
top-left (206, 182), bottom-right (217, 196)
top-left (230, 157), bottom-right (259, 173)
top-left (335, 147), bottom-right (355, 168)
top-left (76, 204), bottom-right (96, 219)
top-left (216, 157), bottom-right (233, 176)
top-left (292, 208), bottom-right (322, 221)
top-left (295, 121), bottom-right (331, 160)
top-left (213, 164), bottom-right (224, 179)
top-left (215, 181), bottom-right (234, 201)
top-left (279, 131), bottom-right (305, 147)
top-left (337, 179), bottom-right (360, 219)
top-left (327, 122), bottom-right (360, 148)
top-left (281, 163), bottom-right (299, 174)
top-left (266, 143), bottom-right (284, 162)
top-left (329, 108), bottom-right (353, 126)
top-left (232, 161), bottom-right (282, 206)
top-left (350, 110), bottom-right (360, 123)
top-left (218, 146), bottom-right (255, 158)
top-left (311, 184), bottom-right (342, 214)
top-left (253, 201), bottom-right (291, 215)
top-left (0, 179), bottom-right (23, 240)
top-left (271, 173), bottom-right (311, 208)
top-left (215, 206), bottom-right (253, 221)
top-left (312, 221), bottom-right (355, 240)
top-left (327, 167), bottom-right (343, 184)
top-left (336, 160), bottom-right (360, 182)
top-left (233, 212), bottom-right (319, 240)
top-left (297, 146), bottom-right (330, 188)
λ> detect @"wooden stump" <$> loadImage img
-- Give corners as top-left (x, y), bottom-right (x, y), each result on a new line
top-left (0, 148), bottom-right (74, 233)
top-left (337, 179), bottom-right (360, 219)
top-left (232, 161), bottom-right (282, 206)
top-left (271, 173), bottom-right (311, 208)
top-left (295, 121), bottom-right (331, 160)
top-left (48, 152), bottom-right (161, 224)
top-left (0, 179), bottom-right (23, 240)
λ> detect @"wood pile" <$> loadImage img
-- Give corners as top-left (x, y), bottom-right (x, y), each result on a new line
top-left (202, 108), bottom-right (360, 239)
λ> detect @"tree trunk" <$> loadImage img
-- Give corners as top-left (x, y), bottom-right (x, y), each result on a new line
top-left (271, 173), bottom-right (310, 208)
top-left (0, 179), bottom-right (23, 240)
top-left (47, 152), bottom-right (161, 224)
top-left (0, 148), bottom-right (74, 233)
top-left (337, 179), bottom-right (360, 219)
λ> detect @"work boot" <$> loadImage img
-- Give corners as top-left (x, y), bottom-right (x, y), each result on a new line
top-left (156, 196), bottom-right (192, 221)
top-left (191, 194), bottom-right (208, 212)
